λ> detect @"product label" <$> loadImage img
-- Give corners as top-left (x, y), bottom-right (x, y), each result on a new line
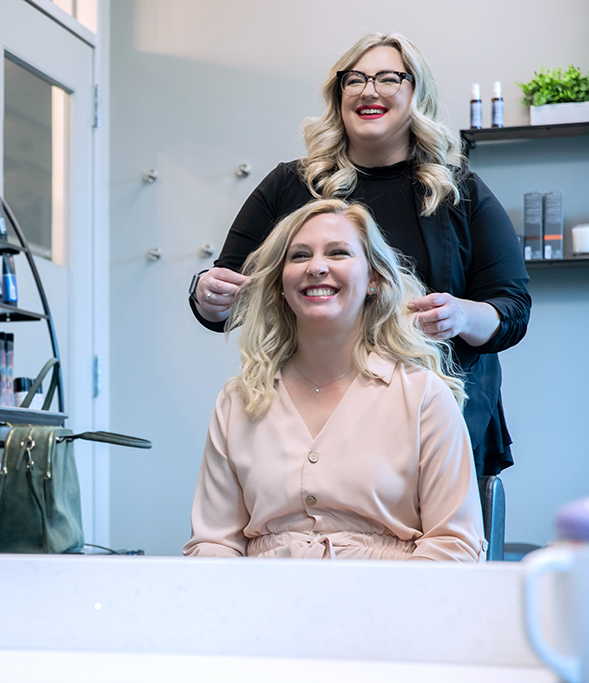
top-left (470, 101), bottom-right (482, 129)
top-left (543, 191), bottom-right (564, 259)
top-left (2, 274), bottom-right (17, 303)
top-left (523, 192), bottom-right (543, 260)
top-left (492, 100), bottom-right (503, 127)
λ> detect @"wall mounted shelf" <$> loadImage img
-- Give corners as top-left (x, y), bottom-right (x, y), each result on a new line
top-left (461, 122), bottom-right (589, 271)
top-left (525, 257), bottom-right (589, 270)
top-left (461, 121), bottom-right (589, 152)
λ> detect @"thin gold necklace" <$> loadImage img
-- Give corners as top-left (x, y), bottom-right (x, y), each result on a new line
top-left (292, 359), bottom-right (355, 393)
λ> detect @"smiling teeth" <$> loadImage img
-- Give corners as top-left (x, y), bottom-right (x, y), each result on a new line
top-left (359, 108), bottom-right (385, 115)
top-left (305, 288), bottom-right (336, 296)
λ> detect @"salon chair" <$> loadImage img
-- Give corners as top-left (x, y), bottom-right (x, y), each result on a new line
top-left (477, 475), bottom-right (505, 562)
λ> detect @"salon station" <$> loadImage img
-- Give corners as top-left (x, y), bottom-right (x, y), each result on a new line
top-left (1, 1), bottom-right (588, 681)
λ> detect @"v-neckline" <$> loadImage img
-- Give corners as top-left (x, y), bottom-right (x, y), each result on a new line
top-left (279, 370), bottom-right (360, 442)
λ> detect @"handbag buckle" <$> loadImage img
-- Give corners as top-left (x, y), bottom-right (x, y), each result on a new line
top-left (15, 437), bottom-right (35, 471)
top-left (25, 437), bottom-right (36, 470)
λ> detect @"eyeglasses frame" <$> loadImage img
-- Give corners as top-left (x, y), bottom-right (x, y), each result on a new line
top-left (336, 70), bottom-right (415, 97)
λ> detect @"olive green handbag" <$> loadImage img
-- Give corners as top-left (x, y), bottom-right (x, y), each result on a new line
top-left (0, 360), bottom-right (151, 554)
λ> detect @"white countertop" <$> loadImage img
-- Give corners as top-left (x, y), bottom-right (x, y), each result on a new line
top-left (0, 553), bottom-right (560, 680)
top-left (0, 650), bottom-right (559, 683)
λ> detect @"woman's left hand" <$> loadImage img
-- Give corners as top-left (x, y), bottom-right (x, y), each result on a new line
top-left (407, 293), bottom-right (500, 347)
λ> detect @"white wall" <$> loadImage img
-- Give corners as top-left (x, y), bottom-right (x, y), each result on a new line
top-left (109, 0), bottom-right (589, 554)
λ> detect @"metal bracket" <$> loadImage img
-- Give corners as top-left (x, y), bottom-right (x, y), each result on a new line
top-left (146, 248), bottom-right (162, 262)
top-left (235, 163), bottom-right (251, 178)
top-left (142, 169), bottom-right (158, 184)
top-left (198, 243), bottom-right (215, 259)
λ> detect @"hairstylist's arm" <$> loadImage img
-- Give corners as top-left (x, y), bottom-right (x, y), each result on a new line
top-left (407, 293), bottom-right (500, 347)
top-left (193, 267), bottom-right (249, 323)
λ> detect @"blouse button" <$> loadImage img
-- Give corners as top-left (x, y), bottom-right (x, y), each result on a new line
top-left (308, 452), bottom-right (319, 463)
top-left (305, 495), bottom-right (317, 507)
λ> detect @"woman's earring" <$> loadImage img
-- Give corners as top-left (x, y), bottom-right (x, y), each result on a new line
top-left (369, 287), bottom-right (376, 295)
top-left (281, 291), bottom-right (285, 296)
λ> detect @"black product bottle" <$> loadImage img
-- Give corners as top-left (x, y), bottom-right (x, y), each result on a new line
top-left (470, 83), bottom-right (482, 129)
top-left (491, 81), bottom-right (504, 128)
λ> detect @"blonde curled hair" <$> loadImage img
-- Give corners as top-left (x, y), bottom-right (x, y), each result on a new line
top-left (227, 199), bottom-right (465, 419)
top-left (299, 32), bottom-right (464, 216)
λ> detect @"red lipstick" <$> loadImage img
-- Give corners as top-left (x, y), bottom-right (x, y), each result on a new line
top-left (356, 105), bottom-right (388, 119)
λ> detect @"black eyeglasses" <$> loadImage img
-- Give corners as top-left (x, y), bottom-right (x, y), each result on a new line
top-left (337, 70), bottom-right (414, 97)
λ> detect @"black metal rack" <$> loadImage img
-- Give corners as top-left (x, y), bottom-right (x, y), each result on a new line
top-left (0, 197), bottom-right (64, 415)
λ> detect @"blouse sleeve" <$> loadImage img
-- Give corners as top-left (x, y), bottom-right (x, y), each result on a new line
top-left (461, 171), bottom-right (532, 354)
top-left (183, 391), bottom-right (250, 558)
top-left (410, 375), bottom-right (486, 562)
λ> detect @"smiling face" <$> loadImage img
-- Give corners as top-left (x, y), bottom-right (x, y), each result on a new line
top-left (281, 212), bottom-right (377, 337)
top-left (340, 45), bottom-right (414, 167)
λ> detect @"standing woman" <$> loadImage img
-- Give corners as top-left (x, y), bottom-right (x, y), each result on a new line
top-left (189, 32), bottom-right (531, 477)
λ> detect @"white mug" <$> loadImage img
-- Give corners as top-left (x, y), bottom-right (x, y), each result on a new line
top-left (524, 545), bottom-right (589, 682)
top-left (572, 225), bottom-right (589, 255)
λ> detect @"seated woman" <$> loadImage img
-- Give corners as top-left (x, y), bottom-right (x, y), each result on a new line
top-left (183, 199), bottom-right (485, 562)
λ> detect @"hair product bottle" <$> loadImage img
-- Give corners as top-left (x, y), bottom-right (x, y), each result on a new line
top-left (491, 81), bottom-right (504, 128)
top-left (2, 253), bottom-right (18, 305)
top-left (470, 83), bottom-right (482, 129)
top-left (4, 333), bottom-right (14, 406)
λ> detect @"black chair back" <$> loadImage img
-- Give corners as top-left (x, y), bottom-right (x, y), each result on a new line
top-left (477, 475), bottom-right (505, 561)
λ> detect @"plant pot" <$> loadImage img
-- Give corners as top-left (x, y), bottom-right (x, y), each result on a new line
top-left (530, 101), bottom-right (589, 126)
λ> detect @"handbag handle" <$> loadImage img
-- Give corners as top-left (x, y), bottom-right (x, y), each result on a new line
top-left (20, 358), bottom-right (60, 411)
top-left (58, 431), bottom-right (152, 449)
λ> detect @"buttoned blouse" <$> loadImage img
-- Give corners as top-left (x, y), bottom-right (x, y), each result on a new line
top-left (183, 354), bottom-right (486, 562)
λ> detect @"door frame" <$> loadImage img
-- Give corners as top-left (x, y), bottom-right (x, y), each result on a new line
top-left (24, 0), bottom-right (96, 47)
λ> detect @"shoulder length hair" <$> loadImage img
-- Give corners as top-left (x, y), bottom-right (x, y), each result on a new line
top-left (227, 198), bottom-right (465, 419)
top-left (299, 31), bottom-right (464, 216)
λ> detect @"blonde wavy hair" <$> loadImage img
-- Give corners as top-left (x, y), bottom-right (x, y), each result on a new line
top-left (299, 32), bottom-right (464, 216)
top-left (227, 199), bottom-right (465, 419)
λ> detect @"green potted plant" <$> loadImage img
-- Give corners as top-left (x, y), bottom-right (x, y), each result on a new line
top-left (517, 65), bottom-right (589, 125)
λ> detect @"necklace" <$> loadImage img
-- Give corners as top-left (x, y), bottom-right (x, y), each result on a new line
top-left (292, 359), bottom-right (355, 393)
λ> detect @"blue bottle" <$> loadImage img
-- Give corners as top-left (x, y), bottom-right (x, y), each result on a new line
top-left (2, 253), bottom-right (18, 305)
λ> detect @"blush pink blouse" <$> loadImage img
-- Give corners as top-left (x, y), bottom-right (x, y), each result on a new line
top-left (183, 354), bottom-right (486, 562)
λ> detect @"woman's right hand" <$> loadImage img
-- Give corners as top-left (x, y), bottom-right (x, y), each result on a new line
top-left (194, 267), bottom-right (249, 321)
